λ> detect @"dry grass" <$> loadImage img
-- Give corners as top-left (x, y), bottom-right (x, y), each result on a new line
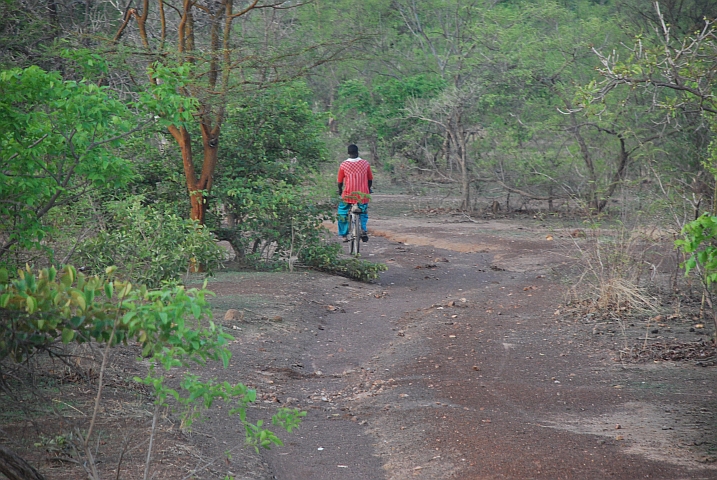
top-left (568, 226), bottom-right (667, 314)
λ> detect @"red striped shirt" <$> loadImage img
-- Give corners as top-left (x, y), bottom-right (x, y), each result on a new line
top-left (338, 157), bottom-right (373, 203)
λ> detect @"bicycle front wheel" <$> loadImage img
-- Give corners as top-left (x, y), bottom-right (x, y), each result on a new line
top-left (350, 213), bottom-right (361, 256)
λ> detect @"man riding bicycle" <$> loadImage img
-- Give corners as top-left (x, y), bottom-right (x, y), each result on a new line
top-left (337, 144), bottom-right (373, 243)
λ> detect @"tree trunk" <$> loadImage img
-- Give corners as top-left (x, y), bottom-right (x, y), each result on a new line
top-left (461, 163), bottom-right (470, 210)
top-left (0, 446), bottom-right (46, 480)
top-left (457, 124), bottom-right (470, 211)
top-left (370, 138), bottom-right (379, 166)
top-left (597, 136), bottom-right (630, 212)
top-left (168, 124), bottom-right (219, 272)
top-left (189, 190), bottom-right (207, 224)
top-left (168, 124), bottom-right (219, 225)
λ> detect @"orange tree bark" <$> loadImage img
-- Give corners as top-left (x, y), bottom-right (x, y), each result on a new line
top-left (166, 123), bottom-right (218, 224)
top-left (113, 0), bottom-right (278, 224)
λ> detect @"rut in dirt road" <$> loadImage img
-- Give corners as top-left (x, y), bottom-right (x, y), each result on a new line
top-left (196, 216), bottom-right (717, 480)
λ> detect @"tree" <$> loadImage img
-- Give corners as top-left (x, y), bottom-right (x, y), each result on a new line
top-left (111, 0), bottom-right (350, 225)
top-left (389, 0), bottom-right (667, 213)
top-left (335, 74), bottom-right (446, 175)
top-left (406, 83), bottom-right (482, 209)
top-left (465, 0), bottom-right (664, 213)
top-left (587, 3), bottom-right (717, 213)
top-left (615, 0), bottom-right (717, 37)
top-left (325, 1), bottom-right (628, 211)
top-left (0, 446), bottom-right (45, 480)
top-left (590, 4), bottom-right (716, 117)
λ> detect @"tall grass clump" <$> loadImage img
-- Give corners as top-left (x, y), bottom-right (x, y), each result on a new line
top-left (569, 225), bottom-right (666, 314)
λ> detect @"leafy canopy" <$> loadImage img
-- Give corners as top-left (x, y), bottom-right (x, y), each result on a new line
top-left (0, 66), bottom-right (135, 258)
top-left (0, 63), bottom-right (198, 265)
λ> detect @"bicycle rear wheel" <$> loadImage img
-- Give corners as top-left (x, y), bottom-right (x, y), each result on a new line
top-left (349, 212), bottom-right (361, 255)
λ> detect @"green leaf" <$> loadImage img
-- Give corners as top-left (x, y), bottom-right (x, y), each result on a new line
top-left (122, 311), bottom-right (136, 325)
top-left (25, 296), bottom-right (37, 314)
top-left (69, 316), bottom-right (84, 328)
top-left (71, 291), bottom-right (86, 311)
top-left (48, 266), bottom-right (57, 282)
top-left (246, 390), bottom-right (256, 402)
top-left (61, 328), bottom-right (75, 343)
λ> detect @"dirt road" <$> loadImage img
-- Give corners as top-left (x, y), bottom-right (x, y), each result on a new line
top-left (191, 200), bottom-right (717, 480)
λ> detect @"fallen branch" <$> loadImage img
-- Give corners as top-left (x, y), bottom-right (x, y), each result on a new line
top-left (0, 446), bottom-right (46, 480)
top-left (494, 179), bottom-right (568, 202)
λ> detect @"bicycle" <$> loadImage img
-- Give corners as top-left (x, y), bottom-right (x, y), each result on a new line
top-left (347, 203), bottom-right (363, 256)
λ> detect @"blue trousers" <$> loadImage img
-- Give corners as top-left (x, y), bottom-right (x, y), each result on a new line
top-left (338, 201), bottom-right (368, 236)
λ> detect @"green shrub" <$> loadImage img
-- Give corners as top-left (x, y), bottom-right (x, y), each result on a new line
top-left (0, 66), bottom-right (136, 265)
top-left (676, 213), bottom-right (717, 335)
top-left (678, 213), bottom-right (717, 285)
top-left (215, 180), bottom-right (387, 282)
top-left (0, 264), bottom-right (304, 449)
top-left (216, 182), bottom-right (335, 268)
top-left (77, 196), bottom-right (225, 287)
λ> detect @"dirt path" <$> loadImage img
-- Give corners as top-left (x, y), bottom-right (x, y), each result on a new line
top-left (190, 200), bottom-right (717, 480)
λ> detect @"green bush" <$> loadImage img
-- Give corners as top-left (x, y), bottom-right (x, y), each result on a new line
top-left (677, 213), bottom-right (717, 285)
top-left (0, 66), bottom-right (136, 265)
top-left (77, 196), bottom-right (226, 287)
top-left (217, 181), bottom-right (335, 267)
top-left (217, 188), bottom-right (388, 281)
top-left (0, 264), bottom-right (305, 449)
top-left (211, 81), bottom-right (331, 270)
top-left (676, 213), bottom-right (717, 335)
